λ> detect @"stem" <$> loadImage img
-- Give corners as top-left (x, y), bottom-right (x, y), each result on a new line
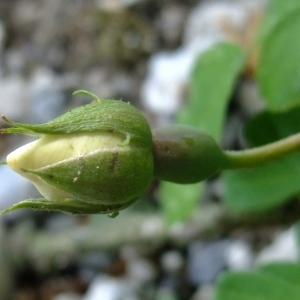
top-left (223, 132), bottom-right (300, 169)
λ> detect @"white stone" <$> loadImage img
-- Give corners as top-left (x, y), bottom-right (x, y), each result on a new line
top-left (256, 227), bottom-right (299, 265)
top-left (83, 275), bottom-right (137, 300)
top-left (226, 239), bottom-right (253, 270)
top-left (141, 38), bottom-right (217, 117)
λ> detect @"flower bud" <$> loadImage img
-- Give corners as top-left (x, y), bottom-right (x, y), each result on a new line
top-left (152, 125), bottom-right (227, 183)
top-left (1, 92), bottom-right (154, 215)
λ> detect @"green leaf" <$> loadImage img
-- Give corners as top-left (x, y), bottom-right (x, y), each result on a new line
top-left (215, 266), bottom-right (300, 300)
top-left (161, 43), bottom-right (245, 223)
top-left (257, 0), bottom-right (300, 43)
top-left (178, 42), bottom-right (245, 142)
top-left (245, 107), bottom-right (300, 147)
top-left (223, 154), bottom-right (300, 212)
top-left (257, 10), bottom-right (300, 111)
top-left (244, 111), bottom-right (279, 146)
top-left (258, 262), bottom-right (300, 287)
top-left (160, 182), bottom-right (203, 224)
top-left (223, 107), bottom-right (300, 212)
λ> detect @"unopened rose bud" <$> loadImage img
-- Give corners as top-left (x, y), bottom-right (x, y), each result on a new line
top-left (1, 91), bottom-right (153, 216)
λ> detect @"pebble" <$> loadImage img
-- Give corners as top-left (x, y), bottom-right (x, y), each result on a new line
top-left (255, 227), bottom-right (299, 265)
top-left (160, 250), bottom-right (184, 274)
top-left (121, 246), bottom-right (157, 290)
top-left (157, 4), bottom-right (188, 46)
top-left (191, 284), bottom-right (214, 300)
top-left (187, 240), bottom-right (230, 285)
top-left (82, 275), bottom-right (138, 300)
top-left (78, 252), bottom-right (113, 283)
top-left (225, 239), bottom-right (253, 270)
top-left (141, 38), bottom-right (217, 120)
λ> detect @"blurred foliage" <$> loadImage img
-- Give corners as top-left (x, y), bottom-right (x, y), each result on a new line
top-left (223, 108), bottom-right (300, 212)
top-left (223, 0), bottom-right (300, 213)
top-left (177, 42), bottom-right (245, 142)
top-left (160, 43), bottom-right (245, 223)
top-left (158, 0), bottom-right (300, 296)
top-left (161, 0), bottom-right (300, 220)
top-left (216, 262), bottom-right (300, 300)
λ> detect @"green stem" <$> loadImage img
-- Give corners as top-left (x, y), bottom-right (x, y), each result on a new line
top-left (223, 132), bottom-right (300, 169)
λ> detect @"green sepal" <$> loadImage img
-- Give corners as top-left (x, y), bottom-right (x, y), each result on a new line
top-left (1, 98), bottom-right (152, 147)
top-left (22, 146), bottom-right (153, 206)
top-left (0, 198), bottom-right (136, 215)
top-left (108, 211), bottom-right (120, 218)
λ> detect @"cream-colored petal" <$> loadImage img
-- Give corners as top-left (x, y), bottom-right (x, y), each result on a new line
top-left (7, 132), bottom-right (125, 201)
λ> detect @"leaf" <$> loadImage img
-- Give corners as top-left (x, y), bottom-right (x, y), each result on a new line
top-left (160, 182), bottom-right (203, 224)
top-left (243, 111), bottom-right (279, 146)
top-left (245, 107), bottom-right (300, 146)
top-left (257, 9), bottom-right (300, 111)
top-left (160, 43), bottom-right (245, 223)
top-left (257, 0), bottom-right (300, 43)
top-left (223, 154), bottom-right (300, 212)
top-left (258, 262), bottom-right (300, 287)
top-left (215, 265), bottom-right (300, 300)
top-left (178, 42), bottom-right (245, 142)
top-left (223, 107), bottom-right (300, 212)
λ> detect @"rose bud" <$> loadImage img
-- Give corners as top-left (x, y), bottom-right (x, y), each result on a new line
top-left (1, 91), bottom-right (153, 216)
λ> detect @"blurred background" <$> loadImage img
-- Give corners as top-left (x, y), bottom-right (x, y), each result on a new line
top-left (1, 0), bottom-right (295, 300)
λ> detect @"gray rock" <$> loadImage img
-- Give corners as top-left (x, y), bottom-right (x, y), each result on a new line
top-left (121, 247), bottom-right (157, 290)
top-left (191, 284), bottom-right (214, 300)
top-left (160, 250), bottom-right (184, 274)
top-left (225, 239), bottom-right (253, 270)
top-left (187, 240), bottom-right (230, 285)
top-left (78, 252), bottom-right (113, 283)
